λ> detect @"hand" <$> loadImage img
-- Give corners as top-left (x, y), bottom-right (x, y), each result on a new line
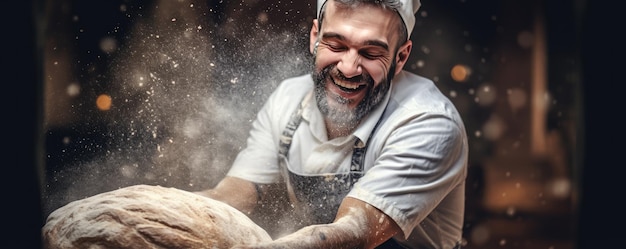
top-left (230, 222), bottom-right (354, 249)
top-left (229, 226), bottom-right (329, 249)
top-left (231, 197), bottom-right (400, 249)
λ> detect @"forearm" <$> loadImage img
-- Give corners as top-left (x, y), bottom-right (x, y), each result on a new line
top-left (195, 176), bottom-right (259, 215)
top-left (233, 198), bottom-right (400, 249)
top-left (234, 216), bottom-right (365, 249)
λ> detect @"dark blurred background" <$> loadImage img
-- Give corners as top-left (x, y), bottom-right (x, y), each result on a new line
top-left (8, 0), bottom-right (623, 248)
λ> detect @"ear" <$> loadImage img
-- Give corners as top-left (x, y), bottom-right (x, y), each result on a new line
top-left (394, 40), bottom-right (412, 76)
top-left (309, 19), bottom-right (320, 55)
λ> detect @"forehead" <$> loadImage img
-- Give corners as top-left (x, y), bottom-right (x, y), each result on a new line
top-left (321, 1), bottom-right (402, 45)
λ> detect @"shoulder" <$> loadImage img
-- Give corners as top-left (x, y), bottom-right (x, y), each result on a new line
top-left (377, 71), bottom-right (467, 143)
top-left (388, 71), bottom-right (463, 124)
top-left (261, 73), bottom-right (313, 123)
top-left (390, 71), bottom-right (452, 110)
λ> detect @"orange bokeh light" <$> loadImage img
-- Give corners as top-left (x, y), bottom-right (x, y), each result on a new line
top-left (96, 94), bottom-right (112, 111)
top-left (451, 64), bottom-right (471, 82)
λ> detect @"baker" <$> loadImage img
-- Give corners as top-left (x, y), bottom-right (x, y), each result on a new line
top-left (195, 0), bottom-right (468, 248)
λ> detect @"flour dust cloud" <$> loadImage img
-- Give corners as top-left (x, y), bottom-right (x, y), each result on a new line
top-left (43, 0), bottom-right (313, 218)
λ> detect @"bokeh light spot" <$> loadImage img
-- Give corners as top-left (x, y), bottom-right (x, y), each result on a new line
top-left (469, 223), bottom-right (491, 246)
top-left (66, 83), bottom-right (81, 97)
top-left (100, 37), bottom-right (118, 54)
top-left (257, 12), bottom-right (269, 23)
top-left (475, 83), bottom-right (496, 106)
top-left (96, 94), bottom-right (112, 111)
top-left (547, 177), bottom-right (571, 199)
top-left (482, 115), bottom-right (505, 141)
top-left (451, 64), bottom-right (471, 82)
top-left (517, 30), bottom-right (534, 49)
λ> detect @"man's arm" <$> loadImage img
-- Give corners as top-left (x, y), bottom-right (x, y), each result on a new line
top-left (195, 176), bottom-right (259, 215)
top-left (232, 197), bottom-right (401, 249)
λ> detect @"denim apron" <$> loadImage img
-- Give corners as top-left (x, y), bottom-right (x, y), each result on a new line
top-left (277, 92), bottom-right (372, 225)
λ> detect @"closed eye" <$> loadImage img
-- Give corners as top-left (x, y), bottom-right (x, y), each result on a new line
top-left (360, 49), bottom-right (386, 60)
top-left (323, 41), bottom-right (347, 52)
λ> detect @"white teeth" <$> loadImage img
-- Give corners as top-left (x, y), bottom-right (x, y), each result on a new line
top-left (335, 80), bottom-right (360, 89)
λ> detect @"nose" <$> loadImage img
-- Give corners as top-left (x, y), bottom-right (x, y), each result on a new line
top-left (336, 50), bottom-right (362, 78)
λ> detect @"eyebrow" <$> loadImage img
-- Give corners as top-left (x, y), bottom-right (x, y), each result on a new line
top-left (321, 32), bottom-right (389, 51)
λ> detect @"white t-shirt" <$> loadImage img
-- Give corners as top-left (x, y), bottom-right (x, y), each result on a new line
top-left (227, 70), bottom-right (468, 248)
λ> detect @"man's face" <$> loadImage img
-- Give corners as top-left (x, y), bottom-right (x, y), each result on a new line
top-left (312, 2), bottom-right (405, 128)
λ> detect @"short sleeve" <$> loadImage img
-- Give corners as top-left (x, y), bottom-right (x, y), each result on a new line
top-left (227, 75), bottom-right (313, 184)
top-left (347, 112), bottom-right (468, 238)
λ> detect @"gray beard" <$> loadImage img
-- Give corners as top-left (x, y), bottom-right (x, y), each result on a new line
top-left (312, 62), bottom-right (394, 132)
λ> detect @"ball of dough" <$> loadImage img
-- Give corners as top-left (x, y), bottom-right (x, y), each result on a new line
top-left (43, 184), bottom-right (272, 249)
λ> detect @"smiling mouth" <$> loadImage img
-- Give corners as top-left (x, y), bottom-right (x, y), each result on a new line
top-left (333, 79), bottom-right (366, 93)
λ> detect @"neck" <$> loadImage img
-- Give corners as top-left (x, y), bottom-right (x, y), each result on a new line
top-left (325, 118), bottom-right (356, 140)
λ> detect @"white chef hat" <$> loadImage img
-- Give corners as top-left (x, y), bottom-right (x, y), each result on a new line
top-left (316, 0), bottom-right (421, 39)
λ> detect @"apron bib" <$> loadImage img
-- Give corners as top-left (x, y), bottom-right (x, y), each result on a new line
top-left (277, 92), bottom-right (369, 225)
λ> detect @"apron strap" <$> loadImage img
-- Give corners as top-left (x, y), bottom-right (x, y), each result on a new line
top-left (278, 103), bottom-right (304, 159)
top-left (351, 112), bottom-right (385, 175)
top-left (278, 91), bottom-right (311, 158)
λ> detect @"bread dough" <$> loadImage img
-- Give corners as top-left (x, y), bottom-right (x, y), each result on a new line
top-left (43, 184), bottom-right (272, 248)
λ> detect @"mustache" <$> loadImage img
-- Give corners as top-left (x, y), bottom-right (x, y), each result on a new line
top-left (326, 65), bottom-right (374, 86)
